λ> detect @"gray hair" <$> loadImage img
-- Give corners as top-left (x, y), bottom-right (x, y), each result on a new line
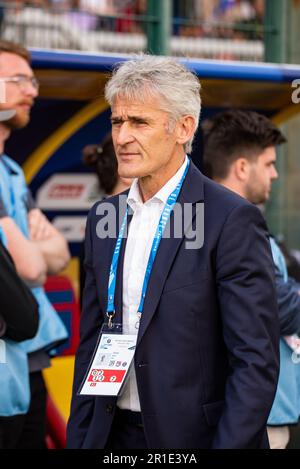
top-left (105, 55), bottom-right (201, 154)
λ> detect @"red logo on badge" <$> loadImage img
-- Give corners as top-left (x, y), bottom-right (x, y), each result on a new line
top-left (88, 369), bottom-right (126, 383)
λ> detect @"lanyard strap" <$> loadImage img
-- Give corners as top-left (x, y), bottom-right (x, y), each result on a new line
top-left (106, 158), bottom-right (190, 326)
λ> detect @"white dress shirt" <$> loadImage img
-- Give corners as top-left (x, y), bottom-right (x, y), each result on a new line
top-left (117, 156), bottom-right (188, 412)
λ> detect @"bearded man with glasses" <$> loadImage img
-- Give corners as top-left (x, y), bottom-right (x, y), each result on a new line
top-left (0, 40), bottom-right (70, 449)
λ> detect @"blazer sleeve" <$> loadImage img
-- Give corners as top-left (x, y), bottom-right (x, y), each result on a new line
top-left (66, 207), bottom-right (105, 449)
top-left (0, 240), bottom-right (39, 341)
top-left (274, 269), bottom-right (300, 336)
top-left (212, 203), bottom-right (280, 449)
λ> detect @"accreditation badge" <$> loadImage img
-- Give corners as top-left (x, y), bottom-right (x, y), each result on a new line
top-left (78, 323), bottom-right (137, 397)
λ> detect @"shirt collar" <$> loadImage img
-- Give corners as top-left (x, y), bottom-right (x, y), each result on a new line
top-left (127, 155), bottom-right (188, 210)
top-left (0, 154), bottom-right (17, 175)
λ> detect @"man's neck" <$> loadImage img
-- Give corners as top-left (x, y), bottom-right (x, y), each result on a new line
top-left (217, 178), bottom-right (245, 199)
top-left (138, 154), bottom-right (186, 203)
top-left (0, 124), bottom-right (11, 154)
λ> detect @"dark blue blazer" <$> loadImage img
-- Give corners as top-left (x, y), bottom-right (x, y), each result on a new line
top-left (67, 163), bottom-right (279, 449)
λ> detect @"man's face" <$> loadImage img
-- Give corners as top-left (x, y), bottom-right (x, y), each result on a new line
top-left (111, 94), bottom-right (182, 180)
top-left (245, 146), bottom-right (278, 204)
top-left (0, 52), bottom-right (38, 129)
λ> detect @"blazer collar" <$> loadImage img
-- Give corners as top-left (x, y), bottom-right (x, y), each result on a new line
top-left (179, 160), bottom-right (204, 205)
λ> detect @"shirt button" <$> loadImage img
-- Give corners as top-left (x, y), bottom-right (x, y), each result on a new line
top-left (105, 404), bottom-right (114, 414)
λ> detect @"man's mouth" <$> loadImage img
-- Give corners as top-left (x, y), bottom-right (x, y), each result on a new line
top-left (119, 153), bottom-right (139, 160)
top-left (19, 103), bottom-right (31, 110)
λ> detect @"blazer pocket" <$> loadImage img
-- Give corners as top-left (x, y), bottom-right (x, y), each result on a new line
top-left (163, 269), bottom-right (208, 294)
top-left (202, 400), bottom-right (224, 427)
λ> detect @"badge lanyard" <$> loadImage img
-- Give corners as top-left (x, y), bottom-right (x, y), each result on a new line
top-left (106, 159), bottom-right (190, 328)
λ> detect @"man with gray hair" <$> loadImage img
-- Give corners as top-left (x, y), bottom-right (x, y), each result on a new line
top-left (67, 55), bottom-right (279, 449)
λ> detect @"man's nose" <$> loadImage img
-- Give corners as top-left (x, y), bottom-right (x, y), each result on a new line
top-left (271, 166), bottom-right (278, 180)
top-left (25, 84), bottom-right (38, 98)
top-left (116, 122), bottom-right (134, 146)
top-left (22, 80), bottom-right (38, 98)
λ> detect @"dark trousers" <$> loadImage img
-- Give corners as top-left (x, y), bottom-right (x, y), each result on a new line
top-left (0, 371), bottom-right (47, 449)
top-left (105, 408), bottom-right (147, 449)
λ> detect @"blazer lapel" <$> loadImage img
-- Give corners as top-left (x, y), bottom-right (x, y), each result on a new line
top-left (95, 192), bottom-right (130, 324)
top-left (136, 163), bottom-right (205, 347)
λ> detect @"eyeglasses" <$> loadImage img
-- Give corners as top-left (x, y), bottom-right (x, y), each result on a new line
top-left (0, 74), bottom-right (40, 91)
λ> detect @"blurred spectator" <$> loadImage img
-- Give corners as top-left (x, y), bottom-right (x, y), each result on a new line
top-left (0, 110), bottom-right (39, 347)
top-left (0, 110), bottom-right (40, 449)
top-left (82, 133), bottom-right (132, 197)
top-left (212, 0), bottom-right (263, 39)
top-left (0, 1), bottom-right (265, 65)
top-left (115, 0), bottom-right (146, 34)
top-left (173, 0), bottom-right (199, 36)
top-left (213, 0), bottom-right (254, 22)
top-left (200, 0), bottom-right (220, 23)
top-left (66, 0), bottom-right (98, 31)
top-left (80, 0), bottom-right (115, 15)
top-left (48, 0), bottom-right (71, 8)
top-left (253, 0), bottom-right (264, 20)
top-left (173, 0), bottom-right (264, 41)
top-left (202, 109), bottom-right (300, 449)
top-left (0, 39), bottom-right (69, 449)
top-left (78, 0), bottom-right (116, 31)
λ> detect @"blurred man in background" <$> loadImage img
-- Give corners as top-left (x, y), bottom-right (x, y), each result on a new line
top-left (202, 109), bottom-right (300, 449)
top-left (0, 39), bottom-right (70, 448)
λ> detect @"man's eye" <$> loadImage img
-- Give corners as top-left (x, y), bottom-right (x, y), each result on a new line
top-left (134, 120), bottom-right (147, 126)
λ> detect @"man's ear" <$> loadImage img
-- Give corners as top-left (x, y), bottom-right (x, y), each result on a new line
top-left (234, 157), bottom-right (251, 182)
top-left (176, 115), bottom-right (196, 146)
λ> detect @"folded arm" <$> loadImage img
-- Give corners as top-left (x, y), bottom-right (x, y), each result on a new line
top-left (0, 216), bottom-right (47, 286)
top-left (28, 208), bottom-right (70, 275)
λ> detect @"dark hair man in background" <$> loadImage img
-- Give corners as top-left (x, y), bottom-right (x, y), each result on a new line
top-left (202, 109), bottom-right (300, 449)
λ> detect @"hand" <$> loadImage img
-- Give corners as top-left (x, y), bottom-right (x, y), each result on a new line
top-left (284, 334), bottom-right (300, 353)
top-left (28, 208), bottom-right (52, 241)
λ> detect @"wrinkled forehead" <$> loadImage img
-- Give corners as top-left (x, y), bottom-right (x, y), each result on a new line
top-left (111, 92), bottom-right (169, 117)
top-left (111, 85), bottom-right (168, 110)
